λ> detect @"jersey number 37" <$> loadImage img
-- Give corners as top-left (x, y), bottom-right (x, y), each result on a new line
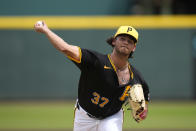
top-left (91, 86), bottom-right (131, 108)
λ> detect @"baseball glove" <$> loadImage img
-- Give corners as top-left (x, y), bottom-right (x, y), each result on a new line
top-left (128, 84), bottom-right (147, 123)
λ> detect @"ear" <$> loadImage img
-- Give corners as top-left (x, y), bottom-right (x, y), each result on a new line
top-left (132, 45), bottom-right (136, 52)
top-left (111, 38), bottom-right (116, 47)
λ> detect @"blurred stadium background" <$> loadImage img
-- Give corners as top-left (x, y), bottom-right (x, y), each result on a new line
top-left (0, 0), bottom-right (196, 131)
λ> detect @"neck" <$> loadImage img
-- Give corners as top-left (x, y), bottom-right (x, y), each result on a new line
top-left (110, 51), bottom-right (129, 70)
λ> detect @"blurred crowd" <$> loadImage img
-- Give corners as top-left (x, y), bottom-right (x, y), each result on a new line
top-left (129, 0), bottom-right (196, 15)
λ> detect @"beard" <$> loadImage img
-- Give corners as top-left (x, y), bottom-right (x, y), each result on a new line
top-left (115, 46), bottom-right (131, 57)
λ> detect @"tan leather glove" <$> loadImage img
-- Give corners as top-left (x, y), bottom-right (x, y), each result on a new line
top-left (128, 84), bottom-right (147, 123)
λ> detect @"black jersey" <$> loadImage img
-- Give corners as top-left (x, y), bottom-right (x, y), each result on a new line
top-left (68, 47), bottom-right (150, 119)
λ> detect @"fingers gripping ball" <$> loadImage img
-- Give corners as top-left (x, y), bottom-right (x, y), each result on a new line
top-left (128, 84), bottom-right (146, 123)
top-left (36, 21), bottom-right (44, 26)
top-left (34, 21), bottom-right (46, 33)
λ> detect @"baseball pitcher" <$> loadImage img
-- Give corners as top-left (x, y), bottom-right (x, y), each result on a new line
top-left (34, 21), bottom-right (150, 131)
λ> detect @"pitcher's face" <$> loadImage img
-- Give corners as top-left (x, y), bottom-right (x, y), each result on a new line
top-left (112, 35), bottom-right (136, 56)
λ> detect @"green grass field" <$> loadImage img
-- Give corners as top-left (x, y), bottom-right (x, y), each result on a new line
top-left (0, 101), bottom-right (196, 130)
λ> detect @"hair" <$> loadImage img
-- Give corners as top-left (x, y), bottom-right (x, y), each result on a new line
top-left (106, 35), bottom-right (135, 58)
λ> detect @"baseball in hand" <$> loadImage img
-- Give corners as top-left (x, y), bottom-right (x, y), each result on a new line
top-left (36, 21), bottom-right (44, 26)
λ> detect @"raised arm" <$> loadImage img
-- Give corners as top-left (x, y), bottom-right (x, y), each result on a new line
top-left (34, 21), bottom-right (80, 62)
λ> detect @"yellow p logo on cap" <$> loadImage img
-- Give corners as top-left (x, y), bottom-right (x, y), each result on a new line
top-left (114, 26), bottom-right (139, 43)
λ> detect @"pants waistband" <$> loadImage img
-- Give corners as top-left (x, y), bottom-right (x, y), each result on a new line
top-left (76, 101), bottom-right (103, 119)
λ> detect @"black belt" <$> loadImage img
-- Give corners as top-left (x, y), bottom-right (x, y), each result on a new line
top-left (76, 102), bottom-right (103, 119)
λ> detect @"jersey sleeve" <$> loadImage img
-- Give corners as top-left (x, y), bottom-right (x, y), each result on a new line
top-left (66, 47), bottom-right (98, 70)
top-left (132, 67), bottom-right (150, 102)
top-left (140, 75), bottom-right (150, 102)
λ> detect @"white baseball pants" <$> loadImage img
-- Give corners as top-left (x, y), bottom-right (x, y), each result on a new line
top-left (73, 104), bottom-right (123, 131)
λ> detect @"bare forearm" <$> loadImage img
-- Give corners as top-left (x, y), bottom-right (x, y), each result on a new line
top-left (44, 28), bottom-right (69, 53)
top-left (34, 21), bottom-right (80, 61)
top-left (45, 29), bottom-right (80, 60)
